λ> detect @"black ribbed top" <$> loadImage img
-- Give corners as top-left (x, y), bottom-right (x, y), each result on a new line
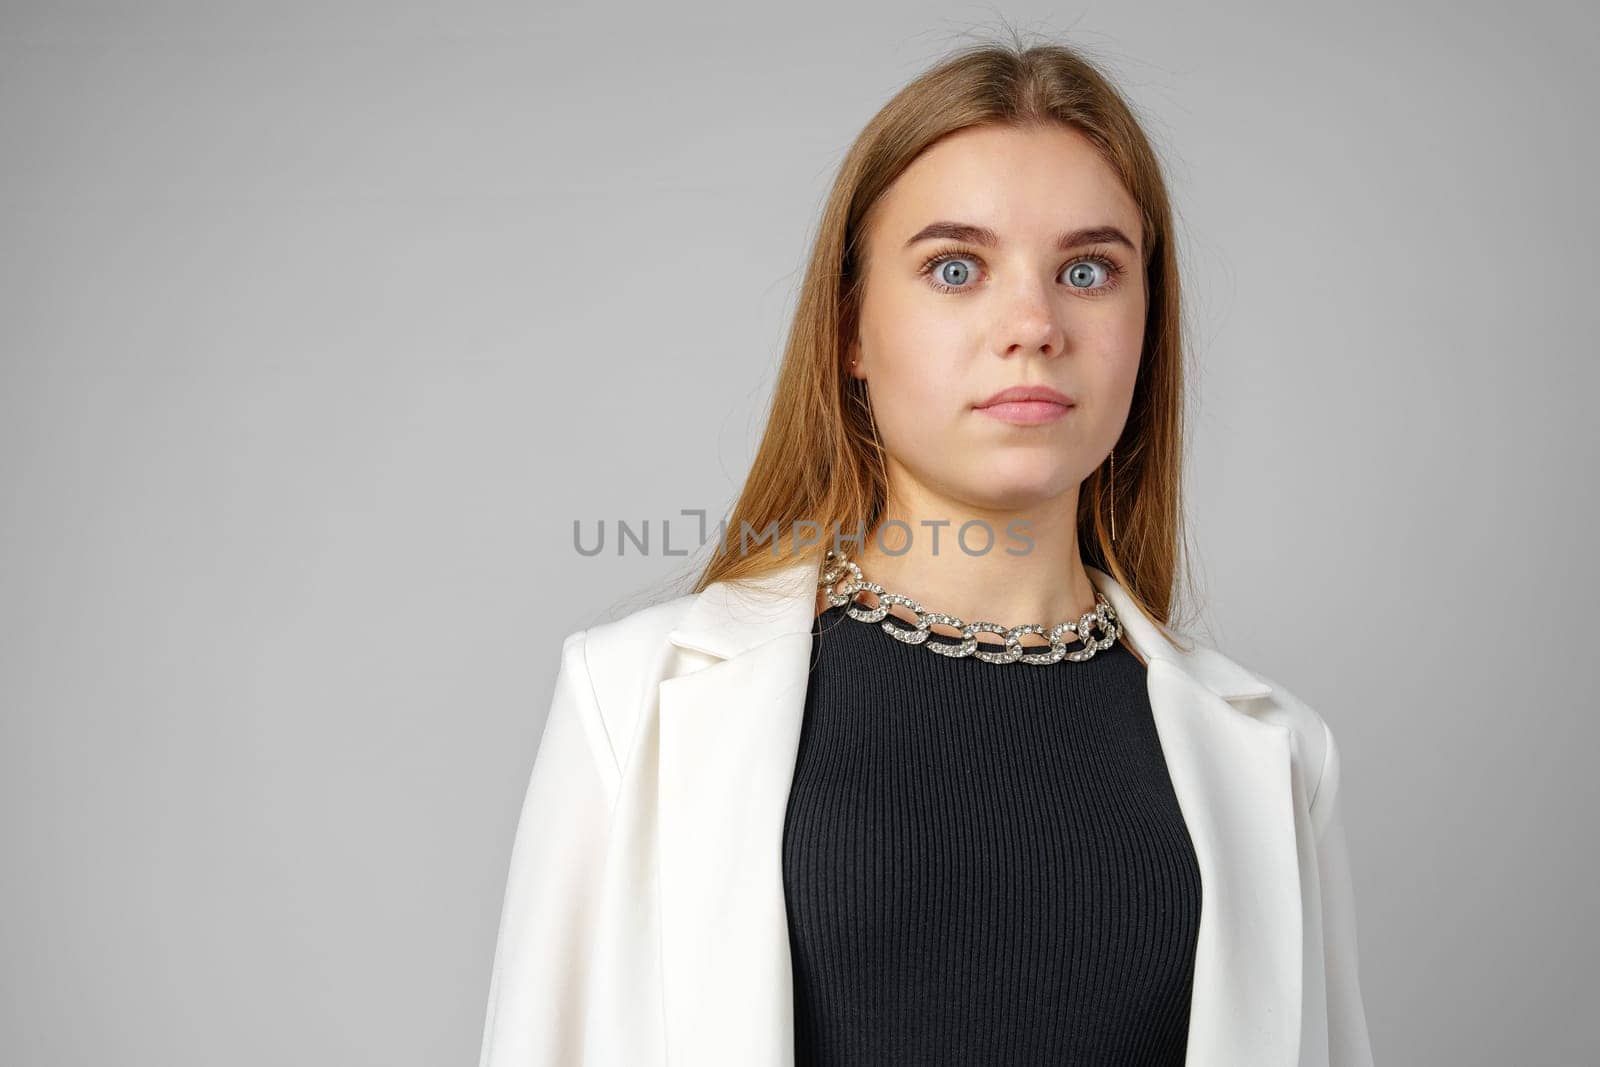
top-left (781, 604), bottom-right (1201, 1066)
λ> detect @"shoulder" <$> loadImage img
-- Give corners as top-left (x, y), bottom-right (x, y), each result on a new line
top-left (581, 591), bottom-right (698, 702)
top-left (1190, 643), bottom-right (1340, 813)
top-left (553, 592), bottom-right (700, 769)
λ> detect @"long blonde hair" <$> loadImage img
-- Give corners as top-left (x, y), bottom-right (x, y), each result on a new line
top-left (686, 38), bottom-right (1202, 646)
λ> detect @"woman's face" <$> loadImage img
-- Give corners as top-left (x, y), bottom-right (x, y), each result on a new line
top-left (850, 122), bottom-right (1148, 516)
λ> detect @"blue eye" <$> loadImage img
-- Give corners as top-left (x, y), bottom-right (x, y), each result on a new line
top-left (918, 246), bottom-right (1127, 296)
top-left (937, 258), bottom-right (974, 287)
top-left (1064, 260), bottom-right (1109, 289)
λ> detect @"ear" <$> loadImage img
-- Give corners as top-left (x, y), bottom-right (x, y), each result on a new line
top-left (846, 336), bottom-right (866, 379)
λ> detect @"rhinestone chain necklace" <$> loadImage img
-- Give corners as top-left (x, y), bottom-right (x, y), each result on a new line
top-left (817, 547), bottom-right (1123, 665)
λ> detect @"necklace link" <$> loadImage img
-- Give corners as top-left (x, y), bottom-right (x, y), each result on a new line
top-left (817, 548), bottom-right (1121, 664)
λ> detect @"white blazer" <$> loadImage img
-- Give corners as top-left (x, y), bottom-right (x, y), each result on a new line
top-left (478, 557), bottom-right (1376, 1066)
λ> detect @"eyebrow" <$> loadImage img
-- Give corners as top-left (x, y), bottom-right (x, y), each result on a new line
top-left (903, 220), bottom-right (1138, 254)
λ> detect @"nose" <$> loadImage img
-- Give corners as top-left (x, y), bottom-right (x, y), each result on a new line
top-left (994, 280), bottom-right (1067, 359)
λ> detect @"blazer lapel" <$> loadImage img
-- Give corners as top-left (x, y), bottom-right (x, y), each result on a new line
top-left (656, 557), bottom-right (1303, 1066)
top-left (657, 564), bottom-right (819, 1065)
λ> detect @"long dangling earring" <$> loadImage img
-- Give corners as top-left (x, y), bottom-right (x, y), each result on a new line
top-left (1109, 446), bottom-right (1117, 547)
top-left (849, 358), bottom-right (884, 461)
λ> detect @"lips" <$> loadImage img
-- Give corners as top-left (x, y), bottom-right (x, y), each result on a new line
top-left (974, 384), bottom-right (1076, 427)
top-left (975, 384), bottom-right (1076, 409)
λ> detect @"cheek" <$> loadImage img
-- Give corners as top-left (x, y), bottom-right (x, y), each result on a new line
top-left (1078, 319), bottom-right (1144, 450)
top-left (862, 293), bottom-right (972, 414)
top-left (1084, 303), bottom-right (1145, 389)
top-left (870, 319), bottom-right (966, 431)
top-left (872, 353), bottom-right (957, 444)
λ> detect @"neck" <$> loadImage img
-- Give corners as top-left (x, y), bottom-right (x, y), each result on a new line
top-left (842, 486), bottom-right (1099, 629)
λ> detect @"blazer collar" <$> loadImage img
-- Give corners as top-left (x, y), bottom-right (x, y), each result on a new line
top-left (666, 554), bottom-right (1273, 703)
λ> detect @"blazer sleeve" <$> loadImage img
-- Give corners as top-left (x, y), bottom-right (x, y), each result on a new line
top-left (479, 629), bottom-right (620, 1067)
top-left (1309, 718), bottom-right (1377, 1067)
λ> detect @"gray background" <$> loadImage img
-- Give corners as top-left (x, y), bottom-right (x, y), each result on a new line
top-left (3, 3), bottom-right (1594, 1064)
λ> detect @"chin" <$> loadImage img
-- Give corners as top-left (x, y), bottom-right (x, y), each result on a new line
top-left (962, 470), bottom-right (1074, 511)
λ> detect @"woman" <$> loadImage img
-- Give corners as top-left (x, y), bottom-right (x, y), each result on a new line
top-left (480, 39), bottom-right (1376, 1067)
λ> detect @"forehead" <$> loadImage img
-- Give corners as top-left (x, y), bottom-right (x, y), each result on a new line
top-left (871, 123), bottom-right (1143, 249)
